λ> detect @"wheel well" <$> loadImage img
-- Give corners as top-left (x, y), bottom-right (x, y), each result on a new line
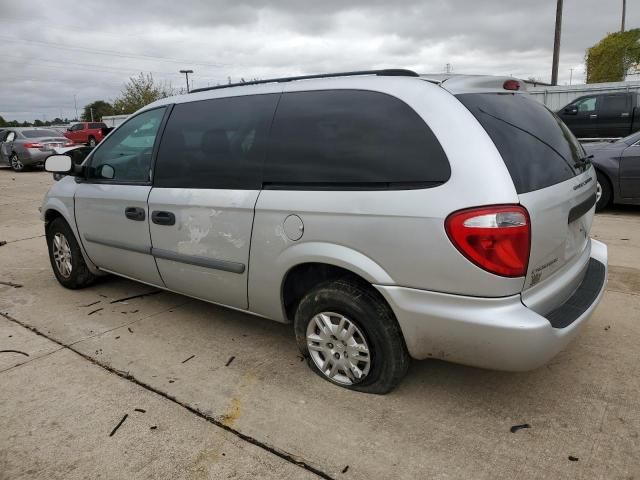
top-left (595, 167), bottom-right (612, 188)
top-left (282, 262), bottom-right (385, 322)
top-left (44, 209), bottom-right (64, 231)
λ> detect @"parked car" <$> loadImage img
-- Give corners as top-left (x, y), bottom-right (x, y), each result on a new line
top-left (557, 91), bottom-right (640, 139)
top-left (0, 128), bottom-right (72, 172)
top-left (582, 132), bottom-right (640, 210)
top-left (41, 70), bottom-right (608, 393)
top-left (64, 122), bottom-right (108, 147)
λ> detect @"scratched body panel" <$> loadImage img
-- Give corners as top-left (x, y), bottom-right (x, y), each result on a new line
top-left (148, 188), bottom-right (258, 309)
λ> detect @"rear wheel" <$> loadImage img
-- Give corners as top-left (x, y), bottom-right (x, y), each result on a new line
top-left (46, 217), bottom-right (97, 289)
top-left (595, 171), bottom-right (612, 212)
top-left (294, 279), bottom-right (410, 394)
top-left (9, 153), bottom-right (25, 172)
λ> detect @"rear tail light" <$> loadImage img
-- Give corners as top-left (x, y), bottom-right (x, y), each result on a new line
top-left (503, 79), bottom-right (521, 91)
top-left (445, 205), bottom-right (530, 277)
top-left (24, 142), bottom-right (43, 148)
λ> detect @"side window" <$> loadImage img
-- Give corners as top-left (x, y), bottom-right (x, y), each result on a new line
top-left (264, 90), bottom-right (450, 187)
top-left (574, 97), bottom-right (597, 113)
top-left (89, 122), bottom-right (103, 129)
top-left (154, 94), bottom-right (279, 189)
top-left (5, 132), bottom-right (16, 142)
top-left (87, 107), bottom-right (166, 182)
top-left (599, 95), bottom-right (628, 116)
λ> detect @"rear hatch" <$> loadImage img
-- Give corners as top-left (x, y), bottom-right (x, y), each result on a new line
top-left (456, 92), bottom-right (596, 301)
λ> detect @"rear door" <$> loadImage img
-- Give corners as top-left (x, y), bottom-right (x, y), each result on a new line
top-left (74, 107), bottom-right (168, 284)
top-left (620, 142), bottom-right (640, 198)
top-left (597, 93), bottom-right (631, 138)
top-left (458, 93), bottom-right (595, 297)
top-left (148, 93), bottom-right (279, 309)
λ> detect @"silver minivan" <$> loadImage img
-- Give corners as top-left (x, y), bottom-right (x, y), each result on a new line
top-left (42, 70), bottom-right (608, 393)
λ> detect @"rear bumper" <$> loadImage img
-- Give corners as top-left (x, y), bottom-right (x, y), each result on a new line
top-left (376, 239), bottom-right (608, 371)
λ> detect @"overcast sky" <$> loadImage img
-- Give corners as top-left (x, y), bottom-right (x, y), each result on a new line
top-left (0, 0), bottom-right (636, 122)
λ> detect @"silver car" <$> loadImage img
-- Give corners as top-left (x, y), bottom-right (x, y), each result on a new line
top-left (41, 70), bottom-right (608, 393)
top-left (1, 128), bottom-right (71, 172)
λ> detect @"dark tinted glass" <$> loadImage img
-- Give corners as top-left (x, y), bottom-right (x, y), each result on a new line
top-left (457, 93), bottom-right (585, 194)
top-left (265, 90), bottom-right (450, 188)
top-left (89, 122), bottom-right (105, 129)
top-left (599, 95), bottom-right (628, 116)
top-left (88, 107), bottom-right (166, 182)
top-left (155, 94), bottom-right (279, 189)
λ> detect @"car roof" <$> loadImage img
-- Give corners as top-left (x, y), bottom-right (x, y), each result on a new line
top-left (143, 70), bottom-right (525, 113)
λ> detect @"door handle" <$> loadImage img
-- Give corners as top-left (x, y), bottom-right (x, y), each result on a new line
top-left (125, 207), bottom-right (145, 221)
top-left (151, 210), bottom-right (175, 226)
top-left (589, 114), bottom-right (598, 119)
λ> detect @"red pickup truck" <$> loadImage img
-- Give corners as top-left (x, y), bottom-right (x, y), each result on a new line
top-left (64, 122), bottom-right (107, 147)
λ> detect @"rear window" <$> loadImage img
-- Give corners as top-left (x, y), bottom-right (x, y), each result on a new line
top-left (457, 93), bottom-right (585, 194)
top-left (265, 90), bottom-right (450, 189)
top-left (22, 129), bottom-right (61, 138)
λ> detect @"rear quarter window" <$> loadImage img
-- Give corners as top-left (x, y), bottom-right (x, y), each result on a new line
top-left (264, 89), bottom-right (450, 189)
top-left (457, 93), bottom-right (584, 194)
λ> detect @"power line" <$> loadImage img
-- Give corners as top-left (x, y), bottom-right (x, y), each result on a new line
top-left (0, 35), bottom-right (238, 69)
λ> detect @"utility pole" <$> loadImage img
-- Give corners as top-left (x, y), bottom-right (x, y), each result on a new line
top-left (90, 108), bottom-right (94, 122)
top-left (569, 68), bottom-right (574, 85)
top-left (551, 0), bottom-right (563, 86)
top-left (180, 69), bottom-right (194, 93)
top-left (622, 0), bottom-right (627, 31)
top-left (73, 94), bottom-right (78, 121)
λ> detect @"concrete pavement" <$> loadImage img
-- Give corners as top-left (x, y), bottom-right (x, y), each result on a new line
top-left (1, 169), bottom-right (639, 479)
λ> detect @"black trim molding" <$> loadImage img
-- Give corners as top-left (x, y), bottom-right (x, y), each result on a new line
top-left (152, 248), bottom-right (245, 274)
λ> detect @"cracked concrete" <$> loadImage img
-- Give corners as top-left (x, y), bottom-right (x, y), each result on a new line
top-left (1, 169), bottom-right (640, 479)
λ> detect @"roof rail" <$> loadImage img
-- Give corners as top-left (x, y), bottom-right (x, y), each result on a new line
top-left (189, 69), bottom-right (419, 94)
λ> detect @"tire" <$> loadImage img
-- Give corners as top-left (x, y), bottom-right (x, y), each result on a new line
top-left (46, 217), bottom-right (97, 289)
top-left (88, 136), bottom-right (96, 147)
top-left (294, 279), bottom-right (410, 394)
top-left (595, 171), bottom-right (612, 212)
top-left (9, 153), bottom-right (25, 172)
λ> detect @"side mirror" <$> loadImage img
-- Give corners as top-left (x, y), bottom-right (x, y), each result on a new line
top-left (45, 155), bottom-right (72, 173)
top-left (563, 106), bottom-right (578, 115)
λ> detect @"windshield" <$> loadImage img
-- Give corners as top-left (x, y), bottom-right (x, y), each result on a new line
top-left (22, 129), bottom-right (62, 138)
top-left (622, 130), bottom-right (640, 145)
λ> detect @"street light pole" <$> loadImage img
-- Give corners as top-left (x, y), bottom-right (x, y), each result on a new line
top-left (551, 0), bottom-right (563, 86)
top-left (180, 69), bottom-right (194, 93)
top-left (622, 0), bottom-right (627, 32)
top-left (73, 94), bottom-right (78, 121)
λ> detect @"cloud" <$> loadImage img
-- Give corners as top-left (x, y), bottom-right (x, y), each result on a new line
top-left (0, 0), bottom-right (636, 121)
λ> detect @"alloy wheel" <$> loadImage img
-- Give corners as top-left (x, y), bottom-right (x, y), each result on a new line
top-left (10, 154), bottom-right (24, 171)
top-left (306, 311), bottom-right (371, 385)
top-left (52, 232), bottom-right (73, 278)
top-left (596, 181), bottom-right (602, 204)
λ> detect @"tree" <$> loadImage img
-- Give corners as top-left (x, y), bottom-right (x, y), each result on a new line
top-left (0, 115), bottom-right (6, 127)
top-left (113, 73), bottom-right (172, 114)
top-left (586, 29), bottom-right (640, 83)
top-left (81, 100), bottom-right (114, 122)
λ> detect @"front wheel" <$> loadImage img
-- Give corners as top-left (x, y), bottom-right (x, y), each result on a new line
top-left (294, 279), bottom-right (410, 394)
top-left (46, 217), bottom-right (97, 289)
